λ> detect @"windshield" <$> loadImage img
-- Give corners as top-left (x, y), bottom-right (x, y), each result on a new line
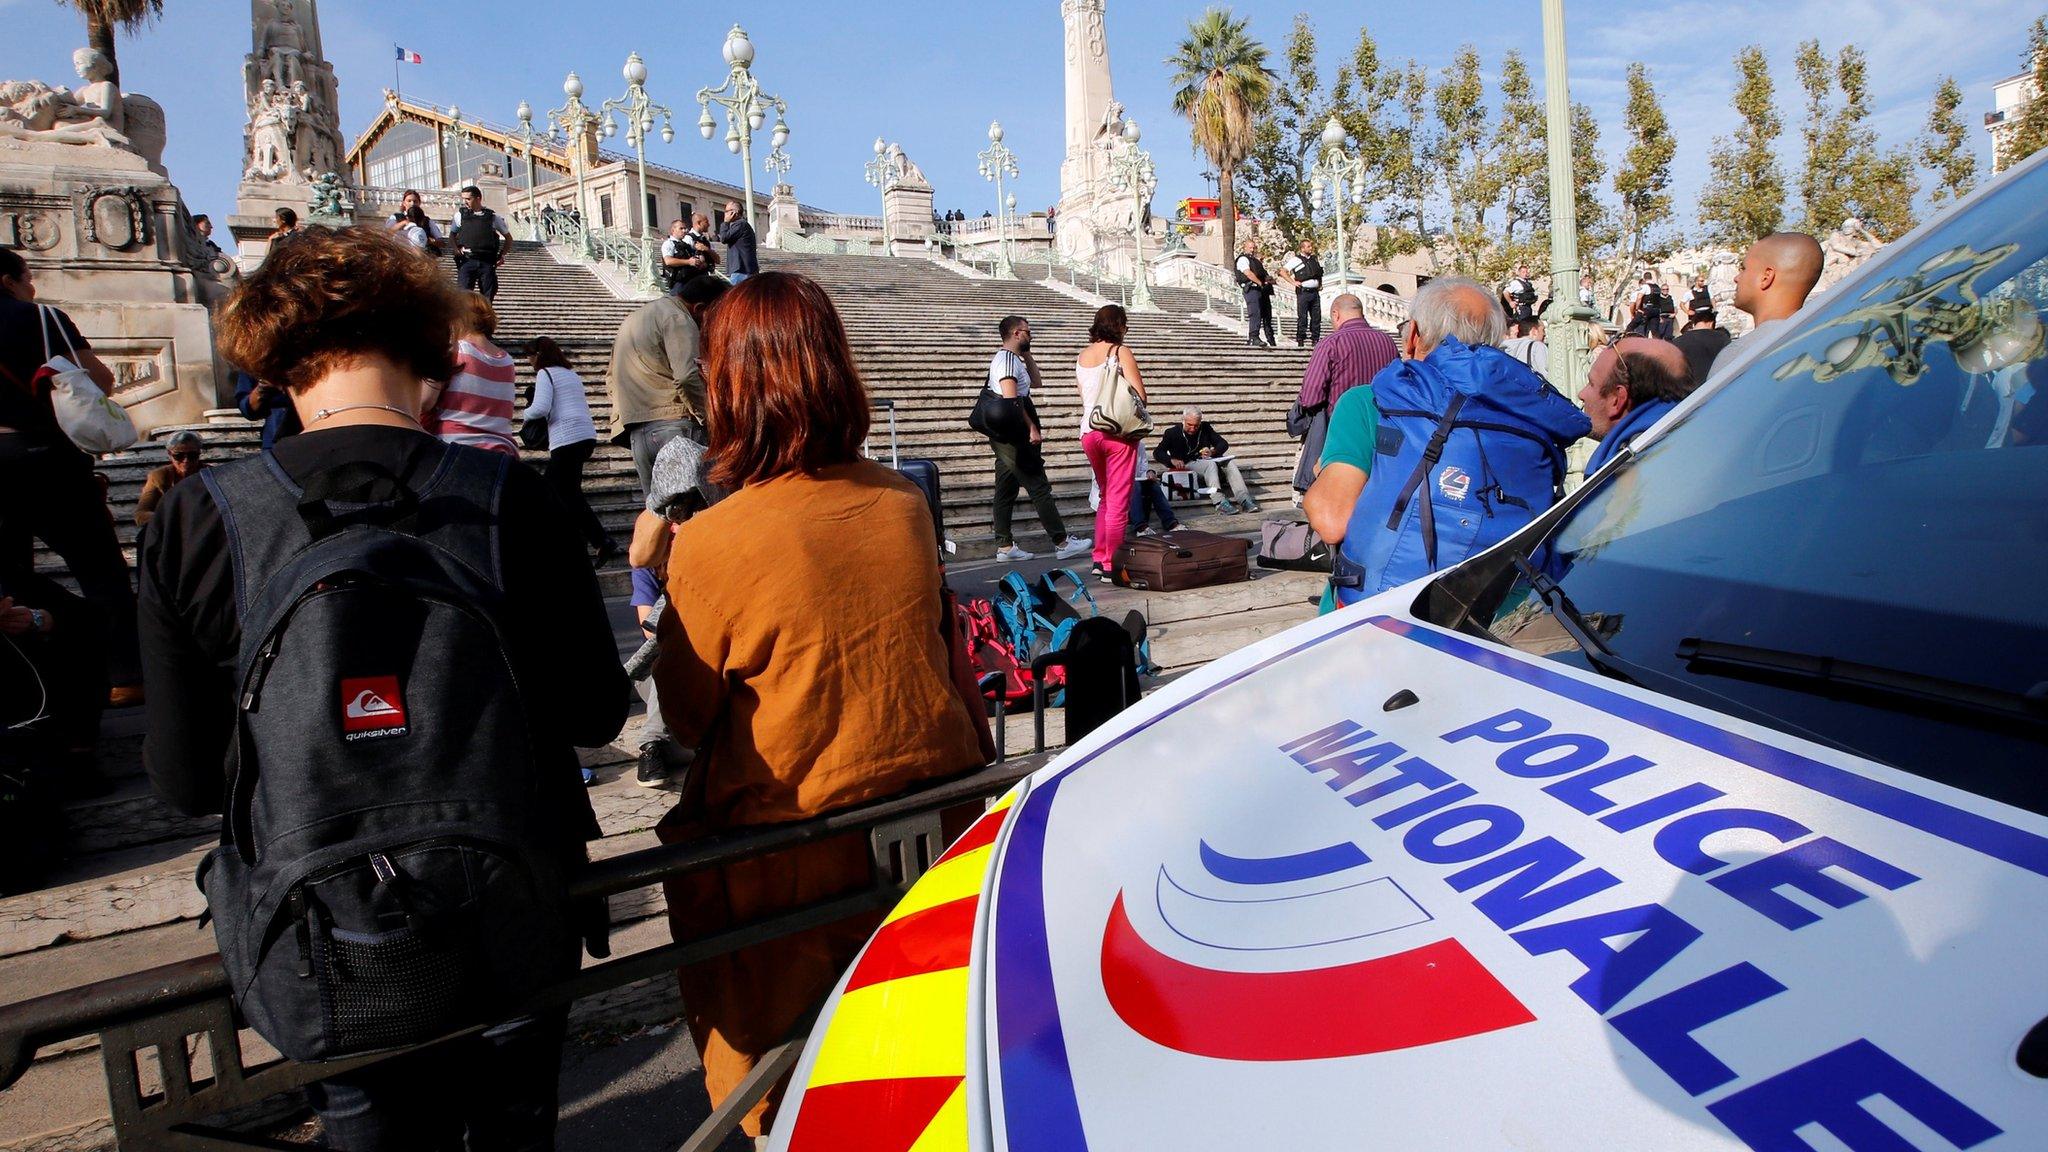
top-left (1489, 164), bottom-right (2048, 814)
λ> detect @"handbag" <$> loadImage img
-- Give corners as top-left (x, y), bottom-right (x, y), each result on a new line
top-left (518, 366), bottom-right (552, 451)
top-left (39, 306), bottom-right (137, 455)
top-left (1086, 345), bottom-right (1152, 438)
top-left (968, 387), bottom-right (1028, 444)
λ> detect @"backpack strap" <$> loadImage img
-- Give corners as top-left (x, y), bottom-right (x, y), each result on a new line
top-left (1383, 393), bottom-right (1467, 572)
top-left (1038, 567), bottom-right (1099, 621)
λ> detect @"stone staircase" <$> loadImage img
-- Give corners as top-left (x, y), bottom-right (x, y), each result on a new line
top-left (37, 243), bottom-right (1324, 590)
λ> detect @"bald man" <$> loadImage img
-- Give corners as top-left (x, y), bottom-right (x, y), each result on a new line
top-left (1579, 336), bottom-right (1696, 474)
top-left (1727, 231), bottom-right (1823, 343)
top-left (1291, 293), bottom-right (1397, 495)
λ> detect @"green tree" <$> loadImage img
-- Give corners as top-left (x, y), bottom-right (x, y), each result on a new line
top-left (1376, 59), bottom-right (1435, 265)
top-left (1491, 49), bottom-right (1547, 279)
top-left (1432, 45), bottom-right (1495, 276)
top-left (55, 0), bottom-right (163, 83)
top-left (1794, 40), bottom-right (1848, 233)
top-left (1920, 75), bottom-right (1979, 206)
top-left (2001, 17), bottom-right (2048, 169)
top-left (1699, 45), bottom-right (1785, 246)
top-left (1332, 23), bottom-right (1408, 266)
top-left (1240, 14), bottom-right (1326, 250)
top-left (1614, 62), bottom-right (1676, 289)
top-left (1168, 7), bottom-right (1277, 261)
top-left (1570, 101), bottom-right (1619, 288)
top-left (1798, 42), bottom-right (1916, 237)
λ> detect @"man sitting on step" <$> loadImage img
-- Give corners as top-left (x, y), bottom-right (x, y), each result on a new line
top-left (1155, 407), bottom-right (1258, 514)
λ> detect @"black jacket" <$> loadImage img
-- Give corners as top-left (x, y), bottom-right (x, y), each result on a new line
top-left (1154, 421), bottom-right (1230, 467)
top-left (718, 218), bottom-right (759, 276)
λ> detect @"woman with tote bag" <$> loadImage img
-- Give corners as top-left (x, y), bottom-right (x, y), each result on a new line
top-left (1075, 304), bottom-right (1151, 583)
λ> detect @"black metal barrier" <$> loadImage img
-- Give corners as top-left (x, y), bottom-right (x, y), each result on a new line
top-left (0, 756), bottom-right (1046, 1150)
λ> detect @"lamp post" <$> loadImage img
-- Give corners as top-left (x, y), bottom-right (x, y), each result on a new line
top-left (514, 100), bottom-right (539, 237)
top-left (441, 105), bottom-right (473, 187)
top-left (865, 137), bottom-right (903, 255)
top-left (696, 25), bottom-right (790, 235)
top-left (1308, 116), bottom-right (1367, 297)
top-left (763, 143), bottom-right (792, 182)
top-left (1541, 0), bottom-right (1594, 407)
top-left (1100, 117), bottom-right (1157, 311)
top-left (547, 72), bottom-right (601, 252)
top-left (977, 120), bottom-right (1020, 278)
top-left (601, 52), bottom-right (675, 297)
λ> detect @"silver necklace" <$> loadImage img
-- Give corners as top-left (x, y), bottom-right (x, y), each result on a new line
top-left (308, 402), bottom-right (421, 426)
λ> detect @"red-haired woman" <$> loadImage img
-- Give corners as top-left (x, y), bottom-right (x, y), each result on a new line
top-left (1076, 304), bottom-right (1149, 579)
top-left (650, 272), bottom-right (984, 1140)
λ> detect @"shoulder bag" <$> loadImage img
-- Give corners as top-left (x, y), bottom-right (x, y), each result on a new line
top-left (518, 367), bottom-right (553, 451)
top-left (968, 352), bottom-right (1030, 444)
top-left (1086, 345), bottom-right (1152, 439)
top-left (39, 306), bottom-right (137, 455)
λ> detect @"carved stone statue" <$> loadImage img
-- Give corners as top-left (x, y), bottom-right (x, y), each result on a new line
top-left (306, 171), bottom-right (347, 219)
top-left (884, 143), bottom-right (928, 189)
top-left (0, 49), bottom-right (131, 148)
top-left (258, 0), bottom-right (310, 91)
top-left (1816, 217), bottom-right (1887, 294)
top-left (244, 78), bottom-right (307, 182)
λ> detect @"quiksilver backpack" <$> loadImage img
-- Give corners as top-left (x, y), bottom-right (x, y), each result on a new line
top-left (194, 451), bottom-right (570, 1062)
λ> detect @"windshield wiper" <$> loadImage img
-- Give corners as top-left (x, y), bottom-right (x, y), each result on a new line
top-left (1677, 638), bottom-right (2048, 735)
top-left (1508, 552), bottom-right (1643, 687)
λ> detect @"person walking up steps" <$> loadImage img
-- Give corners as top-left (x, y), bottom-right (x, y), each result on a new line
top-left (986, 314), bottom-right (1089, 563)
top-left (1076, 305), bottom-right (1148, 582)
top-left (422, 291), bottom-right (518, 458)
top-left (450, 185), bottom-right (511, 300)
top-left (522, 336), bottom-right (620, 563)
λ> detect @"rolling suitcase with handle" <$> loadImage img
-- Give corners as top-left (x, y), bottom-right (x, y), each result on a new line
top-left (1111, 529), bottom-right (1251, 592)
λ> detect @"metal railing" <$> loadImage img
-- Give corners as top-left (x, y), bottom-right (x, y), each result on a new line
top-left (0, 757), bottom-right (1045, 1150)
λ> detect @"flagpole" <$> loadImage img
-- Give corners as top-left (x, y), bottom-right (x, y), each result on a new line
top-left (394, 47), bottom-right (401, 102)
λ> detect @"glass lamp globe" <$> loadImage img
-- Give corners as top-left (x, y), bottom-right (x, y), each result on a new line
top-left (748, 99), bottom-right (767, 132)
top-left (1122, 118), bottom-right (1141, 145)
top-left (988, 120), bottom-right (1004, 144)
top-left (771, 120), bottom-right (789, 149)
top-left (873, 137), bottom-right (886, 156)
top-left (563, 73), bottom-right (583, 100)
top-left (725, 127), bottom-right (741, 154)
top-left (516, 99), bottom-right (532, 125)
top-left (723, 25), bottom-right (756, 68)
top-left (624, 53), bottom-right (647, 86)
top-left (1321, 116), bottom-right (1346, 150)
top-left (698, 108), bottom-right (716, 139)
top-left (661, 124), bottom-right (675, 145)
top-left (448, 105), bottom-right (461, 122)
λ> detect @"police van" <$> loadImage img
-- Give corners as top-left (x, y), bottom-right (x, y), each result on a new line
top-left (769, 151), bottom-right (2048, 1151)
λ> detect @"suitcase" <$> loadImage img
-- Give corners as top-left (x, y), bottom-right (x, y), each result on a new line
top-left (867, 398), bottom-right (951, 561)
top-left (1112, 529), bottom-right (1251, 592)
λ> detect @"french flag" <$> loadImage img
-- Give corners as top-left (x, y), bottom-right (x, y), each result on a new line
top-left (395, 45), bottom-right (423, 65)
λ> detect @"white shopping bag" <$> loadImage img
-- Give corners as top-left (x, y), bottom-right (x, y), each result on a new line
top-left (39, 304), bottom-right (137, 455)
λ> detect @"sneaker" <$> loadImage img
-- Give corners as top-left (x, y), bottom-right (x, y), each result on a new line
top-left (1091, 562), bottom-right (1113, 584)
top-left (581, 766), bottom-right (599, 788)
top-left (1240, 499), bottom-right (1262, 514)
top-left (1214, 499), bottom-right (1239, 515)
top-left (635, 742), bottom-right (675, 789)
top-left (1053, 535), bottom-right (1092, 560)
top-left (995, 544), bottom-right (1036, 562)
top-left (1135, 525), bottom-right (1161, 537)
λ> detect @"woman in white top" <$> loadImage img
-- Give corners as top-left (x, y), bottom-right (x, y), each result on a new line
top-left (523, 335), bottom-right (619, 562)
top-left (1075, 304), bottom-right (1149, 581)
top-left (387, 189), bottom-right (443, 255)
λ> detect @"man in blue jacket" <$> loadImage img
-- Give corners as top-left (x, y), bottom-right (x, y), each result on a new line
top-left (1310, 277), bottom-right (1590, 608)
top-left (1580, 337), bottom-right (1696, 475)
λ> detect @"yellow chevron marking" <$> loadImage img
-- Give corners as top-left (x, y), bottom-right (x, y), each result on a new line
top-left (904, 1077), bottom-right (970, 1152)
top-left (991, 787), bottom-right (1020, 813)
top-left (881, 845), bottom-right (991, 928)
top-left (808, 967), bottom-right (970, 1087)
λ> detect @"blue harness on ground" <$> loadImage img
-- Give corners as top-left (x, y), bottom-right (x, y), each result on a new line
top-left (1333, 337), bottom-right (1592, 605)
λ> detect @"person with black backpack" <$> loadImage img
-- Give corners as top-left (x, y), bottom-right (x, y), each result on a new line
top-left (137, 225), bottom-right (627, 1150)
top-left (451, 184), bottom-right (511, 300)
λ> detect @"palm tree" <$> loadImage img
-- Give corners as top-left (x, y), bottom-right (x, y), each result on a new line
top-left (1167, 7), bottom-right (1274, 263)
top-left (55, 0), bottom-right (164, 84)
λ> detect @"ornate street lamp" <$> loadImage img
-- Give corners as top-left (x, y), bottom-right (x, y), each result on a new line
top-left (696, 25), bottom-right (790, 234)
top-left (514, 99), bottom-right (540, 235)
top-left (763, 143), bottom-right (792, 182)
top-left (601, 52), bottom-right (676, 296)
top-left (441, 105), bottom-right (474, 186)
top-left (1100, 116), bottom-right (1158, 311)
top-left (1308, 116), bottom-right (1367, 296)
top-left (864, 137), bottom-right (904, 255)
top-left (546, 71), bottom-right (601, 252)
top-left (977, 120), bottom-right (1020, 278)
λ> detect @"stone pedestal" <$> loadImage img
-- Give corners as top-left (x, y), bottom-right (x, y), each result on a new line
top-left (766, 183), bottom-right (800, 248)
top-left (1, 147), bottom-right (232, 434)
top-left (883, 180), bottom-right (934, 247)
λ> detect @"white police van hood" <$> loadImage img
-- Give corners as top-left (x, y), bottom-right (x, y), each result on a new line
top-left (769, 590), bottom-right (2047, 1152)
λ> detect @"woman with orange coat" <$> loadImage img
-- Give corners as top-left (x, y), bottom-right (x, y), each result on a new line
top-left (651, 272), bottom-right (985, 1141)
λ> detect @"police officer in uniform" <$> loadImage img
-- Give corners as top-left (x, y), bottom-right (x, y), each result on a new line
top-left (660, 219), bottom-right (708, 294)
top-left (1281, 239), bottom-right (1325, 347)
top-left (450, 185), bottom-right (511, 300)
top-left (1503, 263), bottom-right (1538, 323)
top-left (1235, 239), bottom-right (1277, 348)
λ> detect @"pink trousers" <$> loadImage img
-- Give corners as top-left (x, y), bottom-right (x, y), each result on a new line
top-left (1082, 431), bottom-right (1139, 567)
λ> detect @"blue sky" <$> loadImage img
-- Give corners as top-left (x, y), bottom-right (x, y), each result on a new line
top-left (5, 0), bottom-right (2037, 234)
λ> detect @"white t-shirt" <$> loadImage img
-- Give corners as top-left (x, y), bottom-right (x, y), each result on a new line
top-left (1282, 253), bottom-right (1320, 288)
top-left (1235, 254), bottom-right (1256, 280)
top-left (388, 214), bottom-right (442, 249)
top-left (987, 349), bottom-right (1033, 398)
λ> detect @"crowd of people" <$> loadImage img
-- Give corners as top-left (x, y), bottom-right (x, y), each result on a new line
top-left (0, 200), bottom-right (1840, 1146)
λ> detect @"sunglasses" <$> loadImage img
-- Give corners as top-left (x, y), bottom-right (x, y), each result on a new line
top-left (169, 452), bottom-right (201, 462)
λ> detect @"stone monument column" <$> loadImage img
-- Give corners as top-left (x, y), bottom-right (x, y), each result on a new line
top-left (881, 144), bottom-right (935, 248)
top-left (1057, 0), bottom-right (1122, 264)
top-left (231, 0), bottom-right (345, 266)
